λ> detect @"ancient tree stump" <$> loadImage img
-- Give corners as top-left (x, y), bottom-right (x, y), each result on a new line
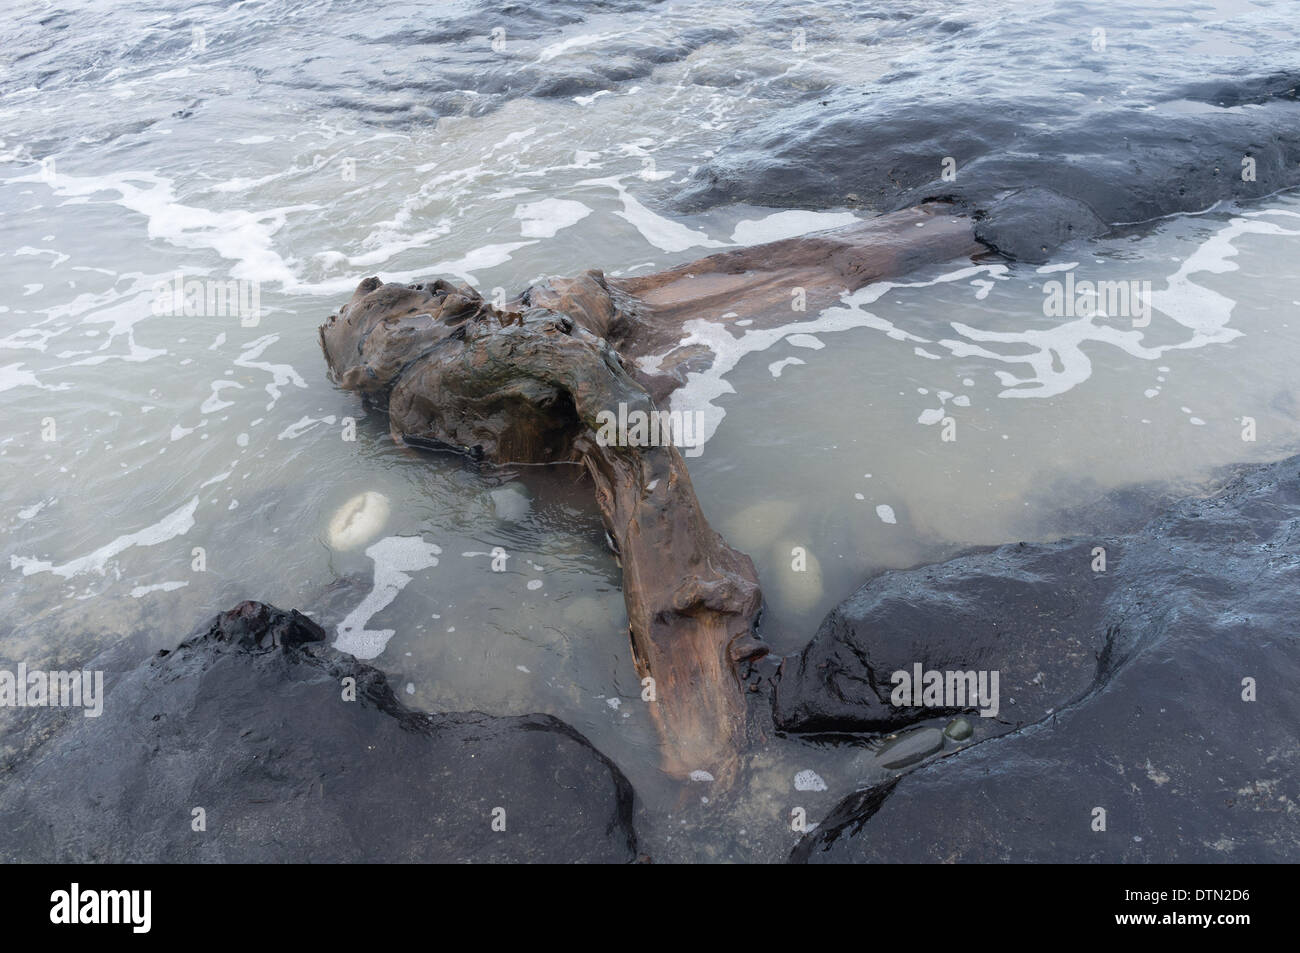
top-left (318, 206), bottom-right (981, 783)
top-left (319, 278), bottom-right (764, 783)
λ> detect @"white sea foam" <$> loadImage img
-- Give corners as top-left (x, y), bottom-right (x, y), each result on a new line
top-left (730, 210), bottom-right (858, 246)
top-left (538, 33), bottom-right (626, 62)
top-left (0, 362), bottom-right (71, 394)
top-left (1150, 214), bottom-right (1300, 340)
top-left (428, 242), bottom-right (537, 286)
top-left (233, 334), bottom-right (307, 409)
top-left (669, 207), bottom-right (1300, 448)
top-left (10, 496), bottom-right (199, 578)
top-left (7, 167), bottom-right (311, 288)
top-left (277, 415), bottom-right (337, 440)
top-left (334, 536), bottom-right (442, 659)
top-left (515, 198), bottom-right (593, 238)
top-left (16, 499), bottom-right (54, 520)
top-left (666, 264), bottom-right (1003, 454)
top-left (129, 580), bottom-right (189, 598)
top-left (794, 769), bottom-right (827, 792)
top-left (579, 175), bottom-right (725, 253)
top-left (201, 380), bottom-right (242, 413)
top-left (768, 357), bottom-right (804, 378)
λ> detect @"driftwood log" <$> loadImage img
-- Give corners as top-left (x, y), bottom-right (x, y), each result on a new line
top-left (318, 203), bottom-right (982, 783)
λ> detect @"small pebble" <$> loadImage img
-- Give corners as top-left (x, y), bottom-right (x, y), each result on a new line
top-left (875, 727), bottom-right (943, 769)
top-left (944, 716), bottom-right (974, 741)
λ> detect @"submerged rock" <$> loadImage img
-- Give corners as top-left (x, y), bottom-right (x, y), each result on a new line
top-left (722, 500), bottom-right (799, 553)
top-left (769, 538), bottom-right (824, 614)
top-left (680, 72), bottom-right (1300, 262)
top-left (774, 537), bottom-right (1112, 739)
top-left (875, 728), bottom-right (944, 770)
top-left (489, 484), bottom-right (531, 523)
top-left (972, 188), bottom-right (1106, 263)
top-left (943, 716), bottom-right (973, 742)
top-left (0, 602), bottom-right (639, 863)
top-left (326, 490), bottom-right (390, 550)
top-left (790, 455), bottom-right (1300, 863)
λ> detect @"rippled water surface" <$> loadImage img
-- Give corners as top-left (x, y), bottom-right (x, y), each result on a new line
top-left (3, 0), bottom-right (1299, 861)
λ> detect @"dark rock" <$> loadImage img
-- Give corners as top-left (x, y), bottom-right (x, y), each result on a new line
top-left (1177, 71), bottom-right (1300, 108)
top-left (774, 538), bottom-right (1114, 739)
top-left (973, 188), bottom-right (1107, 264)
top-left (875, 728), bottom-right (944, 770)
top-left (790, 456), bottom-right (1300, 863)
top-left (0, 602), bottom-right (639, 863)
top-left (678, 75), bottom-right (1300, 261)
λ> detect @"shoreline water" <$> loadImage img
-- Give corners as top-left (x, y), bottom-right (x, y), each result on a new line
top-left (2, 0), bottom-right (1299, 864)
top-left (2, 448), bottom-right (1297, 862)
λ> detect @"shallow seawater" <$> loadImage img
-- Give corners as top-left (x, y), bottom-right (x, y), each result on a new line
top-left (3, 0), bottom-right (1300, 862)
top-left (692, 203), bottom-right (1300, 656)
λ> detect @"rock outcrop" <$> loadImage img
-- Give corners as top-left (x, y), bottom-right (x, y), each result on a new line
top-left (786, 455), bottom-right (1300, 862)
top-left (774, 537), bottom-right (1113, 739)
top-left (0, 602), bottom-right (639, 863)
top-left (679, 73), bottom-right (1300, 262)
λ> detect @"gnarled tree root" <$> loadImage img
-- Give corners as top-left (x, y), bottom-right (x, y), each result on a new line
top-left (318, 206), bottom-right (981, 783)
top-left (319, 279), bottom-right (764, 783)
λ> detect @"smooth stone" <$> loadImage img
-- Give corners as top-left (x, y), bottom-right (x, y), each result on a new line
top-left (944, 716), bottom-right (973, 741)
top-left (326, 490), bottom-right (390, 550)
top-left (769, 538), bottom-right (823, 614)
top-left (722, 500), bottom-right (798, 553)
top-left (874, 727), bottom-right (944, 770)
top-left (490, 484), bottom-right (531, 523)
